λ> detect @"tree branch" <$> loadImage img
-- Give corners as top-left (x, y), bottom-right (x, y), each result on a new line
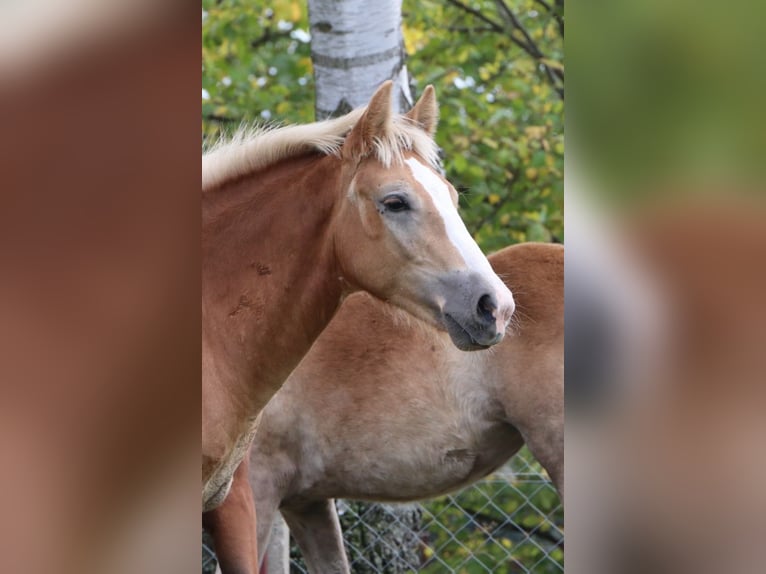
top-left (447, 25), bottom-right (496, 33)
top-left (534, 0), bottom-right (564, 35)
top-left (443, 0), bottom-right (505, 33)
top-left (250, 27), bottom-right (291, 50)
top-left (494, 0), bottom-right (542, 57)
top-left (203, 113), bottom-right (238, 124)
top-left (497, 0), bottom-right (563, 96)
top-left (444, 0), bottom-right (563, 98)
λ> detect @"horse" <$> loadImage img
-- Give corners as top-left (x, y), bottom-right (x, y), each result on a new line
top-left (201, 81), bottom-right (516, 564)
top-left (205, 242), bottom-right (563, 573)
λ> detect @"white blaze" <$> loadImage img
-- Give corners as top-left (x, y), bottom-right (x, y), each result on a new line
top-left (404, 157), bottom-right (503, 285)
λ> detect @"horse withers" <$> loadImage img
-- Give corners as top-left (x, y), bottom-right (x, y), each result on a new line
top-left (207, 242), bottom-right (563, 574)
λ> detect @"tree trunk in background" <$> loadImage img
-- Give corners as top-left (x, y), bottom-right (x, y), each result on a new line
top-left (279, 4), bottom-right (423, 571)
top-left (307, 0), bottom-right (413, 119)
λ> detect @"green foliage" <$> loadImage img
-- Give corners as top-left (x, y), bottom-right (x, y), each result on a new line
top-left (419, 449), bottom-right (563, 573)
top-left (202, 0), bottom-right (563, 251)
top-left (202, 0), bottom-right (314, 144)
top-left (570, 0), bottom-right (766, 196)
top-left (403, 0), bottom-right (564, 250)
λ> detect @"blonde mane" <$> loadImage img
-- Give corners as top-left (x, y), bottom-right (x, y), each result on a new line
top-left (202, 106), bottom-right (439, 192)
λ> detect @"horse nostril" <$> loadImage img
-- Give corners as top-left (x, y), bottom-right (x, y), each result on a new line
top-left (476, 293), bottom-right (497, 324)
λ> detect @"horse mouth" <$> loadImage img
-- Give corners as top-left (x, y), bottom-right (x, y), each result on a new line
top-left (443, 314), bottom-right (493, 351)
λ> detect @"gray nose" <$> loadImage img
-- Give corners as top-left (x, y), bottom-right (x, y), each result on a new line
top-left (440, 273), bottom-right (507, 350)
top-left (476, 292), bottom-right (498, 325)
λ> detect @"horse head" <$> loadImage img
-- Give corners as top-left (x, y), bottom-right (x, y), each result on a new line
top-left (333, 82), bottom-right (515, 350)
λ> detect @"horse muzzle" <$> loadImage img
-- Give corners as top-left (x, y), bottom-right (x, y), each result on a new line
top-left (440, 273), bottom-right (515, 351)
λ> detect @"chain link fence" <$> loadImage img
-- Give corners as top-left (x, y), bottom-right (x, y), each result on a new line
top-left (202, 531), bottom-right (216, 574)
top-left (203, 447), bottom-right (563, 573)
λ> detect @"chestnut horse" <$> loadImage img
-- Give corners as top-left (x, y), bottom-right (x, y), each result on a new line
top-left (202, 80), bottom-right (515, 541)
top-left (206, 242), bottom-right (563, 573)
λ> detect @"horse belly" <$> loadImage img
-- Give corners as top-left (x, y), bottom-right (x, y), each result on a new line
top-left (420, 441), bottom-right (520, 497)
top-left (318, 430), bottom-right (520, 503)
top-left (336, 464), bottom-right (474, 502)
top-left (417, 448), bottom-right (487, 497)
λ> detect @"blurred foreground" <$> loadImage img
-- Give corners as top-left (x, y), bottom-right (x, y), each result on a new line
top-left (0, 2), bottom-right (200, 573)
top-left (566, 2), bottom-right (766, 572)
top-left (567, 191), bottom-right (766, 574)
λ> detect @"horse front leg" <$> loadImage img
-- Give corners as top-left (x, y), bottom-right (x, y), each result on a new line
top-left (281, 498), bottom-right (349, 574)
top-left (203, 458), bottom-right (259, 574)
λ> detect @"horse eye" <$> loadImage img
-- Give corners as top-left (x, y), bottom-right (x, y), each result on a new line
top-left (382, 195), bottom-right (410, 212)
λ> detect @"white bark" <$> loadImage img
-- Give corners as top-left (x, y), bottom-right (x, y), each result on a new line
top-left (308, 0), bottom-right (413, 118)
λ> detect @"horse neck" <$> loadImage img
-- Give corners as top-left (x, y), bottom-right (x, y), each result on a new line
top-left (202, 154), bottom-right (346, 417)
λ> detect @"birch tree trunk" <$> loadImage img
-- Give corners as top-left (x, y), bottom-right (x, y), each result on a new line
top-left (307, 0), bottom-right (413, 119)
top-left (270, 3), bottom-right (424, 571)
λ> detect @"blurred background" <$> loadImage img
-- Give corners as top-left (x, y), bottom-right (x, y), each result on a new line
top-left (566, 1), bottom-right (766, 573)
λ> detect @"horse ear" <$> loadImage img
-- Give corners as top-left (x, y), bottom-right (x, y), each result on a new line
top-left (406, 85), bottom-right (438, 136)
top-left (343, 81), bottom-right (393, 162)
